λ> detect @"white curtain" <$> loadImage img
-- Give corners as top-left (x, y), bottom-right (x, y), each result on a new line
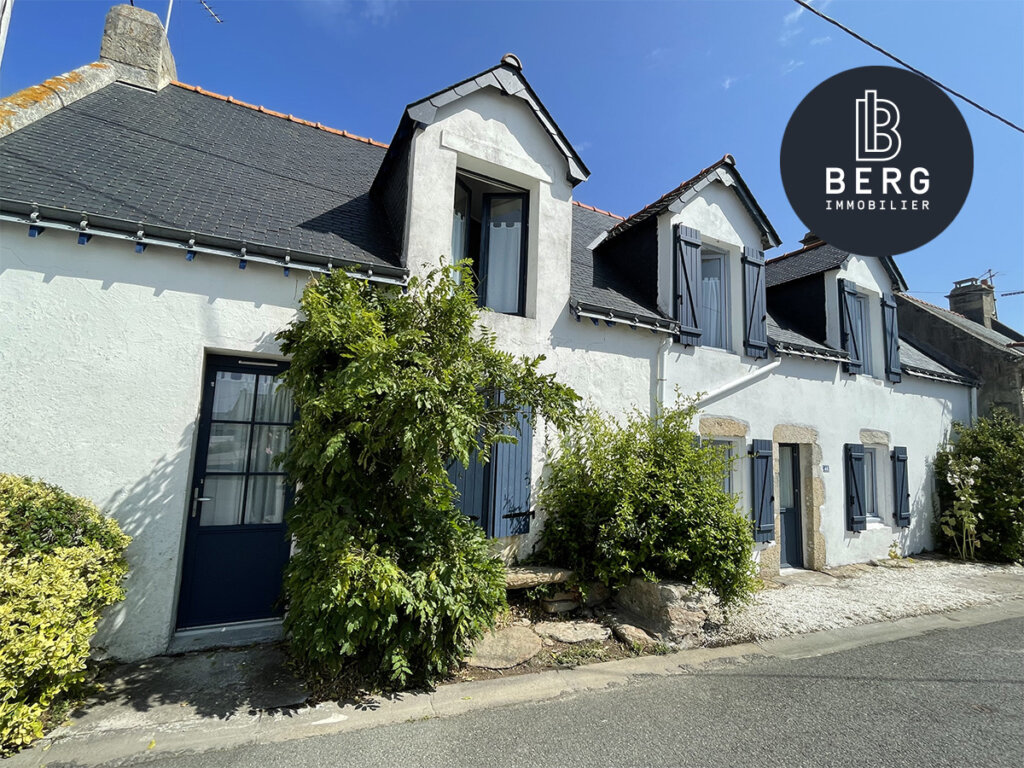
top-left (485, 220), bottom-right (522, 313)
top-left (701, 258), bottom-right (723, 347)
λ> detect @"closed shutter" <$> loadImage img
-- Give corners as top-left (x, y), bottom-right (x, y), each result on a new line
top-left (838, 279), bottom-right (863, 374)
top-left (742, 246), bottom-right (768, 359)
top-left (489, 408), bottom-right (534, 537)
top-left (448, 446), bottom-right (488, 530)
top-left (750, 439), bottom-right (774, 542)
top-left (881, 293), bottom-right (902, 383)
top-left (844, 443), bottom-right (867, 532)
top-left (674, 225), bottom-right (702, 346)
top-left (891, 446), bottom-right (911, 527)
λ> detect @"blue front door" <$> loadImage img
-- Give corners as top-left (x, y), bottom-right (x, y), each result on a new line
top-left (176, 356), bottom-right (294, 630)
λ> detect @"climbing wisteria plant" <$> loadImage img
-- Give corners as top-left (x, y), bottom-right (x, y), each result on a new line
top-left (276, 261), bottom-right (579, 692)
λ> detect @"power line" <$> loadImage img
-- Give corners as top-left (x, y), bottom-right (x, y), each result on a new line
top-left (792, 0), bottom-right (1024, 135)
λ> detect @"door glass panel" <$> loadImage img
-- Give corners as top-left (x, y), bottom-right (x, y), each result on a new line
top-left (250, 425), bottom-right (289, 473)
top-left (255, 375), bottom-right (293, 423)
top-left (483, 196), bottom-right (524, 314)
top-left (779, 446), bottom-right (795, 509)
top-left (212, 372), bottom-right (257, 420)
top-left (201, 475), bottom-right (245, 526)
top-left (205, 423), bottom-right (250, 472)
top-left (245, 475), bottom-right (287, 525)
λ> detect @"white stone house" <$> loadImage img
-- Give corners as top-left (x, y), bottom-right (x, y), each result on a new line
top-left (0, 6), bottom-right (975, 660)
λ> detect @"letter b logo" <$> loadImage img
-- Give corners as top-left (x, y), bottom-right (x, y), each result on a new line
top-left (856, 89), bottom-right (901, 162)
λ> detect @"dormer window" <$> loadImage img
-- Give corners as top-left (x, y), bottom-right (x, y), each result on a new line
top-left (450, 171), bottom-right (528, 316)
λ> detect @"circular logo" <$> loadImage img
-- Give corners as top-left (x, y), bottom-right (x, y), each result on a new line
top-left (781, 65), bottom-right (973, 257)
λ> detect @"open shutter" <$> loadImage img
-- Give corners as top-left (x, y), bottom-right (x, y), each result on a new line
top-left (881, 293), bottom-right (902, 383)
top-left (489, 408), bottom-right (534, 538)
top-left (742, 246), bottom-right (768, 359)
top-left (674, 225), bottom-right (702, 346)
top-left (838, 279), bottom-right (863, 374)
top-left (844, 443), bottom-right (867, 532)
top-left (750, 439), bottom-right (774, 542)
top-left (448, 446), bottom-right (488, 530)
top-left (891, 446), bottom-right (910, 527)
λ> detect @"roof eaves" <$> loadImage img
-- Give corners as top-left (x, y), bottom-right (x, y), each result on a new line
top-left (0, 197), bottom-right (409, 281)
top-left (569, 298), bottom-right (678, 335)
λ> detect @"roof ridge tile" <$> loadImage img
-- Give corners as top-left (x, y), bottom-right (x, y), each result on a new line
top-left (171, 81), bottom-right (389, 148)
top-left (572, 200), bottom-right (624, 221)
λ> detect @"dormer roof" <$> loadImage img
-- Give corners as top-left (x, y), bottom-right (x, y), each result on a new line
top-left (602, 154), bottom-right (781, 251)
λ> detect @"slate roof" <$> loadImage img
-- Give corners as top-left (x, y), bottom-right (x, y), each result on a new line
top-left (766, 314), bottom-right (845, 359)
top-left (766, 240), bottom-right (908, 292)
top-left (569, 202), bottom-right (670, 323)
top-left (0, 81), bottom-right (402, 270)
top-left (897, 293), bottom-right (1024, 356)
top-left (898, 335), bottom-right (976, 383)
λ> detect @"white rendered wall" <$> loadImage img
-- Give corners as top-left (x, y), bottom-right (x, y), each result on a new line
top-left (0, 222), bottom-right (304, 660)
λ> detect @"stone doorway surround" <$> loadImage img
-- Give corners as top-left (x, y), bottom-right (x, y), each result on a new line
top-left (763, 424), bottom-right (826, 577)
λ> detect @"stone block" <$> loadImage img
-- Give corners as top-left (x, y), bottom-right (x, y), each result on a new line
top-left (505, 566), bottom-right (574, 590)
top-left (468, 626), bottom-right (541, 669)
top-left (614, 578), bottom-right (717, 646)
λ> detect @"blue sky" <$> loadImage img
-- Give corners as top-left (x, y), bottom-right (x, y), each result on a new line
top-left (3, 0), bottom-right (1022, 328)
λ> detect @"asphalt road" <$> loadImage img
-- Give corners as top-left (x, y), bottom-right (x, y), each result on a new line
top-left (125, 618), bottom-right (1024, 768)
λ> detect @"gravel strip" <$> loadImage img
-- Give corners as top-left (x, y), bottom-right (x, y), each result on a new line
top-left (711, 559), bottom-right (1024, 645)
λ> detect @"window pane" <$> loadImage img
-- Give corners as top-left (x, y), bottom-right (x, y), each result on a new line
top-left (855, 295), bottom-right (873, 375)
top-left (206, 423), bottom-right (250, 472)
top-left (483, 196), bottom-right (524, 315)
top-left (779, 446), bottom-right (795, 508)
top-left (865, 448), bottom-right (878, 517)
top-left (245, 475), bottom-right (287, 525)
top-left (452, 182), bottom-right (469, 280)
top-left (712, 440), bottom-right (733, 494)
top-left (212, 372), bottom-right (256, 420)
top-left (200, 476), bottom-right (244, 526)
top-left (701, 257), bottom-right (724, 348)
top-left (255, 375), bottom-right (293, 423)
top-left (250, 425), bottom-right (290, 473)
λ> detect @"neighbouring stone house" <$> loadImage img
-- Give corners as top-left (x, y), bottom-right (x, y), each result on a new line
top-left (0, 5), bottom-right (975, 660)
top-left (896, 279), bottom-right (1024, 421)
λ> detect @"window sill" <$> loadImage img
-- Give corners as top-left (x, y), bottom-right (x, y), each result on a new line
top-left (865, 519), bottom-right (890, 531)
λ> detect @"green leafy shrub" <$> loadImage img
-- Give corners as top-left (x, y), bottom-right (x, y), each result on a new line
top-left (277, 262), bottom-right (578, 692)
top-left (935, 409), bottom-right (1024, 563)
top-left (0, 475), bottom-right (130, 754)
top-left (538, 400), bottom-right (757, 608)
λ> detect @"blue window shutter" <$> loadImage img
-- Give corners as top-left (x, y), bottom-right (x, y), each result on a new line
top-left (674, 225), bottom-right (702, 346)
top-left (838, 279), bottom-right (863, 374)
top-left (742, 247), bottom-right (768, 359)
top-left (489, 408), bottom-right (534, 538)
top-left (750, 439), bottom-right (774, 542)
top-left (844, 443), bottom-right (867, 532)
top-left (881, 293), bottom-right (902, 383)
top-left (891, 446), bottom-right (911, 527)
top-left (448, 446), bottom-right (488, 530)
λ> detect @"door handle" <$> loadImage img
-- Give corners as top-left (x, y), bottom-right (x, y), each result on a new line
top-left (191, 487), bottom-right (213, 518)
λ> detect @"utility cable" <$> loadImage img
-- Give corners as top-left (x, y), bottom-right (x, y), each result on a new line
top-left (792, 0), bottom-right (1024, 134)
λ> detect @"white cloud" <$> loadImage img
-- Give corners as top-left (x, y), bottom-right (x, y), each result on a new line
top-left (722, 76), bottom-right (738, 90)
top-left (810, 35), bottom-right (832, 45)
top-left (782, 59), bottom-right (804, 75)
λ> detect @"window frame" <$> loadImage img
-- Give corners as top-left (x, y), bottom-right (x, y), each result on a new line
top-left (451, 171), bottom-right (530, 318)
top-left (700, 250), bottom-right (730, 350)
top-left (863, 446), bottom-right (881, 521)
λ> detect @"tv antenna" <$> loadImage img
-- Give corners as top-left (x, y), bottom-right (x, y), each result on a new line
top-left (165, 0), bottom-right (223, 36)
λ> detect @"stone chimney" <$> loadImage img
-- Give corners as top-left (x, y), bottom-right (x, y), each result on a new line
top-left (948, 278), bottom-right (998, 329)
top-left (99, 4), bottom-right (176, 90)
